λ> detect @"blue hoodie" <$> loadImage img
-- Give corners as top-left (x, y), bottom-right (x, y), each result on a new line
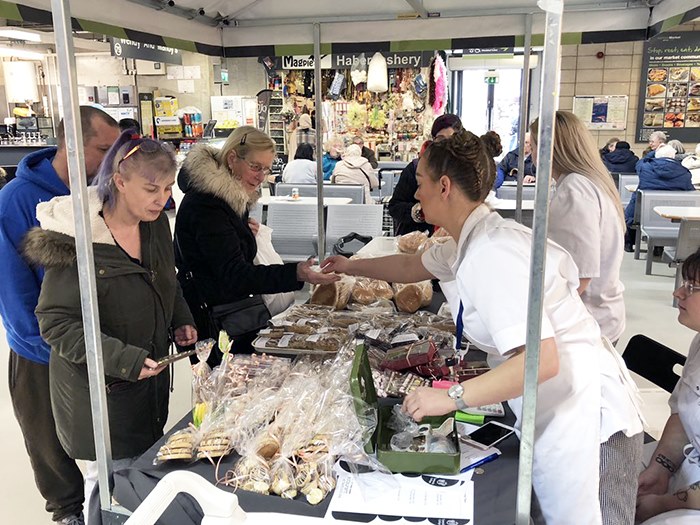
top-left (624, 156), bottom-right (694, 224)
top-left (0, 148), bottom-right (68, 364)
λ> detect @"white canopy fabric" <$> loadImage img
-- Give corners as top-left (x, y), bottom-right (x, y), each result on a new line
top-left (4, 0), bottom-right (700, 50)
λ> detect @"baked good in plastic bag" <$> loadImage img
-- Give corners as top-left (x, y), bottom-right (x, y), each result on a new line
top-left (396, 230), bottom-right (429, 254)
top-left (392, 280), bottom-right (433, 313)
top-left (310, 276), bottom-right (355, 310)
top-left (155, 428), bottom-right (198, 463)
top-left (351, 277), bottom-right (394, 305)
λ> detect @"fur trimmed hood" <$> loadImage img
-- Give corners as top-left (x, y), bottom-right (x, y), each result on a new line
top-left (178, 144), bottom-right (256, 216)
top-left (24, 187), bottom-right (114, 268)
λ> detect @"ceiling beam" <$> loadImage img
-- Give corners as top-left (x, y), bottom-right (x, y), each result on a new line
top-left (232, 2), bottom-right (643, 28)
top-left (404, 0), bottom-right (429, 18)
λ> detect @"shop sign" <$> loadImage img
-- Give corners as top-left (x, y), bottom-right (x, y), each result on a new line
top-left (280, 55), bottom-right (333, 70)
top-left (110, 38), bottom-right (183, 65)
top-left (463, 47), bottom-right (514, 56)
top-left (333, 51), bottom-right (432, 69)
top-left (636, 32), bottom-right (700, 143)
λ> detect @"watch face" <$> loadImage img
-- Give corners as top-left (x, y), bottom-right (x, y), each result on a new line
top-left (448, 384), bottom-right (463, 399)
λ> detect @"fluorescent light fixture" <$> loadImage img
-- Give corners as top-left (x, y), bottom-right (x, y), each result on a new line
top-left (0, 47), bottom-right (44, 60)
top-left (0, 29), bottom-right (42, 43)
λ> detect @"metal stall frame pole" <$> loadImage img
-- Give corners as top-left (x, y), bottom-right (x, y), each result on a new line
top-left (50, 0), bottom-right (122, 520)
top-left (515, 14), bottom-right (533, 224)
top-left (314, 22), bottom-right (325, 261)
top-left (514, 1), bottom-right (563, 524)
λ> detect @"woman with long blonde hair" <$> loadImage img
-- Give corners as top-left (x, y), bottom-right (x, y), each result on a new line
top-left (530, 111), bottom-right (625, 342)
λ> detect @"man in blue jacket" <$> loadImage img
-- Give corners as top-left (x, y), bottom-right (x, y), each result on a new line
top-left (494, 132), bottom-right (536, 189)
top-left (624, 144), bottom-right (694, 251)
top-left (0, 106), bottom-right (118, 524)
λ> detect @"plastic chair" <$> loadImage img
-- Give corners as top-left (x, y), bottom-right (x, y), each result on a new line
top-left (267, 202), bottom-right (319, 262)
top-left (662, 218), bottom-right (700, 304)
top-left (323, 203), bottom-right (384, 253)
top-left (621, 334), bottom-right (686, 393)
top-left (617, 173), bottom-right (638, 207)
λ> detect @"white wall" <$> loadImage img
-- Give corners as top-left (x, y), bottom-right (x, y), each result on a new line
top-left (218, 57), bottom-right (268, 97)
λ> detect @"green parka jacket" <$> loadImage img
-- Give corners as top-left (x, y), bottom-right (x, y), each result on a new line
top-left (24, 187), bottom-right (194, 460)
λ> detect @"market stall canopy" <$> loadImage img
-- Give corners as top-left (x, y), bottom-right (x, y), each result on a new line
top-left (2, 0), bottom-right (699, 54)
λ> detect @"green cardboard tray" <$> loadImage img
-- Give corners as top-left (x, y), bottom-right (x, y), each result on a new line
top-left (350, 344), bottom-right (460, 474)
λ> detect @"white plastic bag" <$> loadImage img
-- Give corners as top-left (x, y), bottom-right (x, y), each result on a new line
top-left (254, 224), bottom-right (295, 316)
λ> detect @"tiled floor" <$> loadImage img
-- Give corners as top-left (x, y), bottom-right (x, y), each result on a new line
top-left (0, 247), bottom-right (693, 523)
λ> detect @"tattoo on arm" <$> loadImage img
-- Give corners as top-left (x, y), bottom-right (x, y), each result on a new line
top-left (655, 454), bottom-right (677, 473)
top-left (674, 481), bottom-right (700, 503)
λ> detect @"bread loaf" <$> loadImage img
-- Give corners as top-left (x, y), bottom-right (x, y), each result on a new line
top-left (351, 277), bottom-right (394, 305)
top-left (392, 281), bottom-right (433, 313)
top-left (397, 231), bottom-right (428, 254)
top-left (310, 277), bottom-right (354, 310)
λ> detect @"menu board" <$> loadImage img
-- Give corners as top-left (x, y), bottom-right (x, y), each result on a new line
top-left (573, 96), bottom-right (628, 130)
top-left (636, 32), bottom-right (700, 143)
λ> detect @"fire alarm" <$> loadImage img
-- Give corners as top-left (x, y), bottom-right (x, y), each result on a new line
top-left (596, 51), bottom-right (605, 59)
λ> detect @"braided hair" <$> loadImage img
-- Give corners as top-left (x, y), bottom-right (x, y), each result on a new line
top-left (423, 129), bottom-right (497, 202)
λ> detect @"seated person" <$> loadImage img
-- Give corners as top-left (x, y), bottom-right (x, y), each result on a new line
top-left (495, 132), bottom-right (536, 188)
top-left (635, 248), bottom-right (700, 524)
top-left (668, 140), bottom-right (688, 161)
top-left (603, 141), bottom-right (639, 173)
top-left (352, 135), bottom-right (378, 169)
top-left (322, 136), bottom-right (344, 180)
top-left (624, 144), bottom-right (694, 251)
top-left (281, 143), bottom-right (316, 184)
top-left (644, 131), bottom-right (668, 159)
top-left (331, 144), bottom-right (378, 203)
top-left (599, 137), bottom-right (620, 157)
top-left (388, 113), bottom-right (462, 235)
top-left (682, 144), bottom-right (700, 171)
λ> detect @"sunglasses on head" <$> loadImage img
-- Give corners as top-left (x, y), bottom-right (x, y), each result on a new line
top-left (118, 139), bottom-right (173, 166)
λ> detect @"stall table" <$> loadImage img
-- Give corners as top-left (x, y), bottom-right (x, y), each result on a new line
top-left (112, 407), bottom-right (519, 524)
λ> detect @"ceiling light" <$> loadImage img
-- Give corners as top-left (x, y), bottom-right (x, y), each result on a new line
top-left (0, 47), bottom-right (45, 60)
top-left (0, 29), bottom-right (42, 43)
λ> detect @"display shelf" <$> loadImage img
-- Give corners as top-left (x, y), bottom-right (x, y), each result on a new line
top-left (267, 91), bottom-right (287, 156)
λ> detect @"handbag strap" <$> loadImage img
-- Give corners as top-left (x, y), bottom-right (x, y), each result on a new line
top-left (358, 167), bottom-right (372, 187)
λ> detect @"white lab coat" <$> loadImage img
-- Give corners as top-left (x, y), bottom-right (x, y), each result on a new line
top-left (422, 204), bottom-right (643, 524)
top-left (640, 333), bottom-right (700, 524)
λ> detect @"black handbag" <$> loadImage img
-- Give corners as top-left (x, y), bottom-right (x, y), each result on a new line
top-left (332, 232), bottom-right (373, 258)
top-left (174, 234), bottom-right (271, 338)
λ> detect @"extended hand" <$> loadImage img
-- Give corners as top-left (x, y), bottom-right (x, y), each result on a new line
top-left (523, 175), bottom-right (536, 183)
top-left (138, 357), bottom-right (167, 380)
top-left (174, 324), bottom-right (198, 346)
top-left (320, 255), bottom-right (353, 275)
top-left (403, 387), bottom-right (456, 422)
top-left (297, 258), bottom-right (341, 285)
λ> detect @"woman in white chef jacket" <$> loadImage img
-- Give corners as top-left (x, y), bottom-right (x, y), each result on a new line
top-left (635, 249), bottom-right (700, 524)
top-left (530, 111), bottom-right (627, 344)
top-left (322, 130), bottom-right (643, 525)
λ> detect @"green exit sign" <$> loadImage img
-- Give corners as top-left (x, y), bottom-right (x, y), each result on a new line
top-left (484, 76), bottom-right (499, 84)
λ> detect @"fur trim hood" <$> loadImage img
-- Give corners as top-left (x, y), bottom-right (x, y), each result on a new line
top-left (24, 187), bottom-right (114, 268)
top-left (178, 144), bottom-right (256, 216)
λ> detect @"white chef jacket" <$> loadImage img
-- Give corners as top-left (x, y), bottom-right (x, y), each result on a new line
top-left (548, 173), bottom-right (626, 342)
top-left (668, 333), bottom-right (700, 484)
top-left (422, 204), bottom-right (642, 525)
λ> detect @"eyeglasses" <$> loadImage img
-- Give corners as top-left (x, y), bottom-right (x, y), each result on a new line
top-left (118, 140), bottom-right (173, 166)
top-left (680, 280), bottom-right (700, 296)
top-left (240, 157), bottom-right (272, 177)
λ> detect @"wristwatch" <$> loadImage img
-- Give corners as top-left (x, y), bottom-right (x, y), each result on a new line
top-left (447, 384), bottom-right (468, 411)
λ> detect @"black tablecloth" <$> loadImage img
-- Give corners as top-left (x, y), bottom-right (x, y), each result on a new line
top-left (112, 407), bottom-right (518, 524)
top-left (111, 293), bottom-right (519, 523)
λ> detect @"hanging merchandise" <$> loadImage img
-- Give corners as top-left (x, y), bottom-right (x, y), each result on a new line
top-left (350, 53), bottom-right (368, 86)
top-left (347, 101), bottom-right (368, 130)
top-left (328, 71), bottom-right (346, 100)
top-left (367, 52), bottom-right (388, 94)
top-left (368, 106), bottom-right (387, 130)
top-left (430, 54), bottom-right (447, 116)
top-left (304, 71), bottom-right (314, 98)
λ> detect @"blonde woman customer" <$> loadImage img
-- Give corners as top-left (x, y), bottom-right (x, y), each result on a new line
top-left (331, 144), bottom-right (378, 203)
top-left (174, 126), bottom-right (338, 364)
top-left (531, 111), bottom-right (626, 344)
